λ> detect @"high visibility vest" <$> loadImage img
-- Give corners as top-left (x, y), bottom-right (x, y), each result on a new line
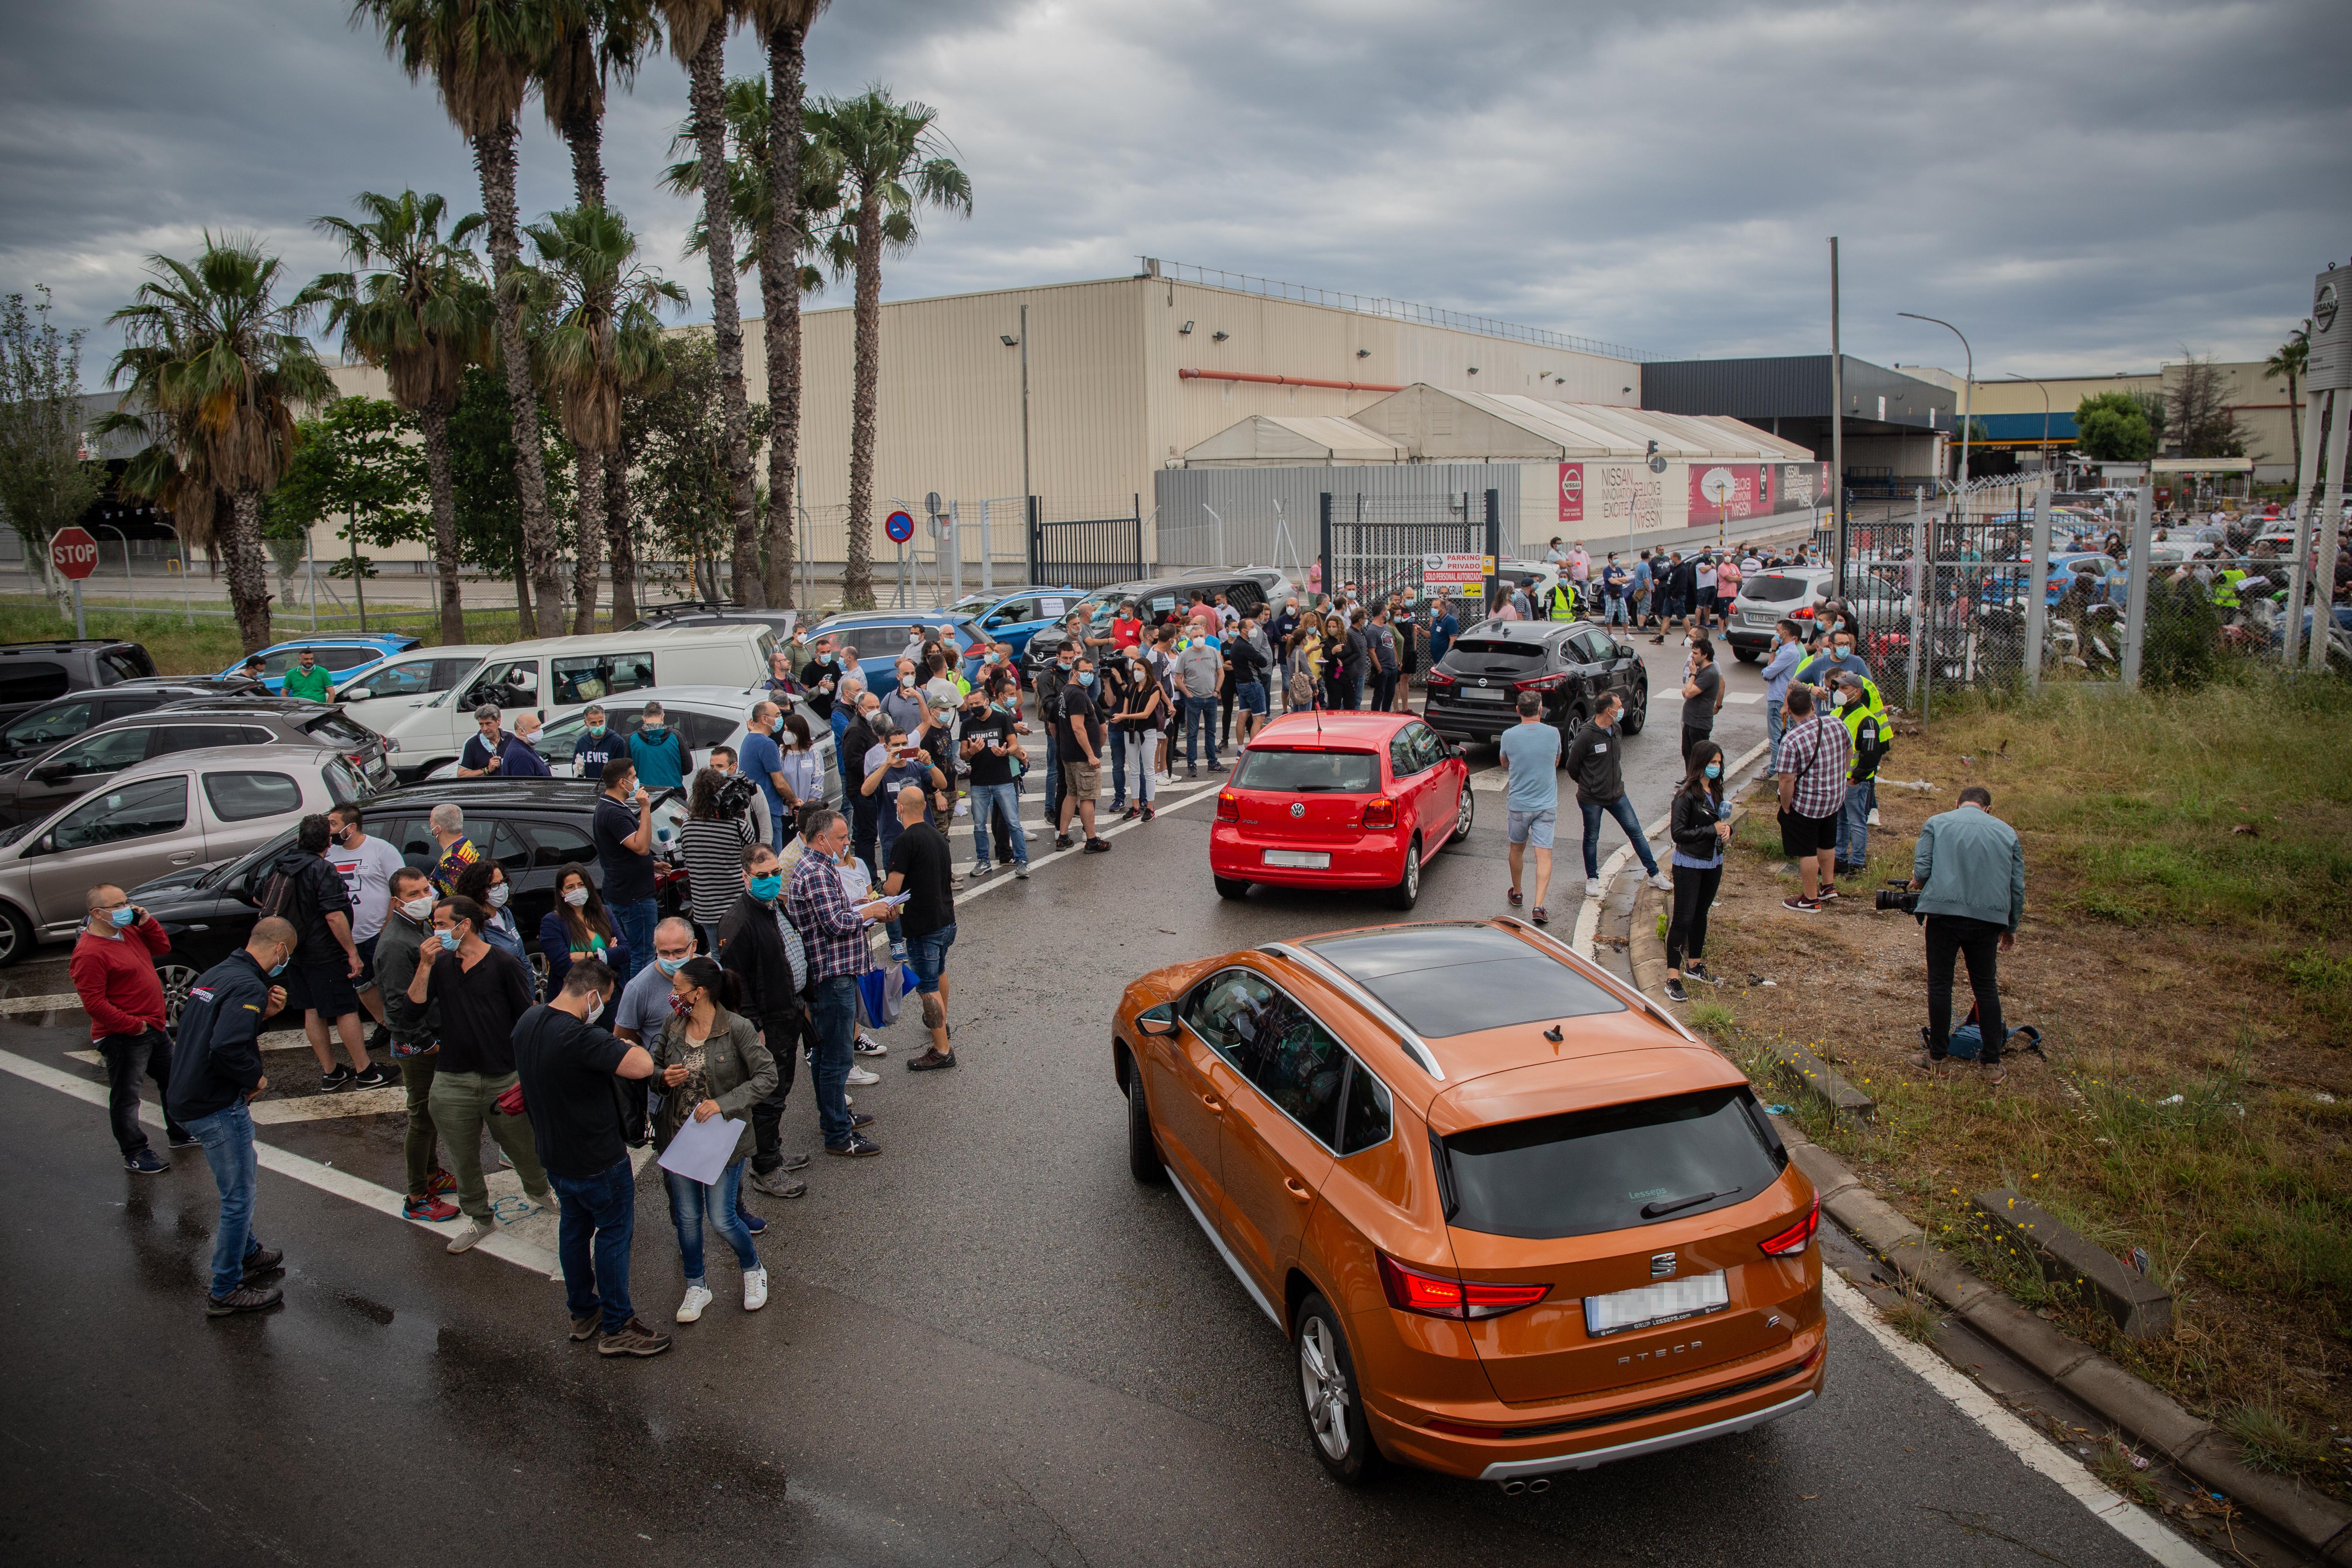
top-left (2212, 568), bottom-right (2247, 609)
top-left (1549, 583), bottom-right (1578, 621)
top-left (1840, 700), bottom-right (1887, 780)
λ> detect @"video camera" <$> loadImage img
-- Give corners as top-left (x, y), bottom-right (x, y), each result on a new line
top-left (1874, 879), bottom-right (1920, 914)
top-left (713, 771), bottom-right (759, 820)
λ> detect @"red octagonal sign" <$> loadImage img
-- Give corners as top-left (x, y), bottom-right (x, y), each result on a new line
top-left (50, 525), bottom-right (100, 581)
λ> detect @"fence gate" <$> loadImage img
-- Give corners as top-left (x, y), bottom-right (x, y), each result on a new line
top-left (1319, 490), bottom-right (1499, 611)
top-left (1025, 497), bottom-right (1145, 592)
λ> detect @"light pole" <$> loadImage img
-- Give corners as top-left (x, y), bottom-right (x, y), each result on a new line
top-left (2004, 373), bottom-right (2050, 470)
top-left (1899, 312), bottom-right (1973, 497)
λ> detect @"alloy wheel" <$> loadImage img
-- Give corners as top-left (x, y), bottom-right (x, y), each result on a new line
top-left (1403, 846), bottom-right (1420, 902)
top-left (1453, 782), bottom-right (1474, 840)
top-left (160, 964), bottom-right (200, 1029)
top-left (1298, 1316), bottom-right (1352, 1461)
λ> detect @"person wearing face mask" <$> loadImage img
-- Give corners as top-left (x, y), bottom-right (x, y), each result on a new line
top-left (1565, 693), bottom-right (1671, 901)
top-left (798, 635), bottom-right (843, 722)
top-left (614, 918), bottom-right (701, 1051)
top-left (407, 893), bottom-right (551, 1252)
top-left (739, 702), bottom-right (792, 852)
top-left (719, 843), bottom-right (812, 1196)
top-left (375, 866), bottom-right (459, 1221)
top-left (881, 656), bottom-right (928, 735)
top-left (653, 956), bottom-right (776, 1324)
top-left (961, 678), bottom-right (1031, 878)
top-left (510, 956), bottom-right (668, 1356)
top-left (593, 758), bottom-right (659, 981)
top-left (1664, 740), bottom-right (1732, 1004)
top-left (628, 701), bottom-right (691, 791)
top-left (572, 703), bottom-right (620, 781)
top-left (265, 813), bottom-right (384, 1094)
top-left (501, 712), bottom-right (552, 777)
top-left (455, 858), bottom-right (529, 969)
top-left (539, 862), bottom-right (629, 1013)
top-left (166, 916), bottom-right (298, 1316)
top-left (1678, 636), bottom-right (1724, 763)
top-left (1054, 655), bottom-right (1112, 854)
top-left (840, 690), bottom-right (885, 875)
top-left (1798, 626), bottom-right (1874, 692)
top-left (786, 809), bottom-right (895, 1158)
top-left (1109, 647), bottom-right (1166, 824)
top-left (71, 881), bottom-right (186, 1174)
top-left (327, 803), bottom-right (405, 1056)
top-left (862, 722), bottom-right (947, 957)
top-left (1831, 670), bottom-right (1891, 879)
top-left (681, 764), bottom-right (757, 953)
top-left (1034, 644), bottom-right (1076, 826)
top-left (1757, 617), bottom-right (1804, 780)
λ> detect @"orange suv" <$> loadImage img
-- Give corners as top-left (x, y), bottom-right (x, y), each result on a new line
top-left (1112, 918), bottom-right (1823, 1487)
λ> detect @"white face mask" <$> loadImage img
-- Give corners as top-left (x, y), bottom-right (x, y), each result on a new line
top-left (563, 886), bottom-right (589, 909)
top-left (401, 895), bottom-right (434, 923)
top-left (487, 884), bottom-right (510, 910)
top-left (583, 992), bottom-right (602, 1017)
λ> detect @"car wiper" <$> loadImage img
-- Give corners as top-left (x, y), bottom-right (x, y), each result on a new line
top-left (1640, 1187), bottom-right (1739, 1219)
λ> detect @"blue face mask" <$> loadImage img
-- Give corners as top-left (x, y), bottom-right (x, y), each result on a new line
top-left (587, 724), bottom-right (606, 738)
top-left (107, 905), bottom-right (137, 929)
top-left (269, 954), bottom-right (290, 976)
top-left (749, 872), bottom-right (784, 903)
top-left (1704, 762), bottom-right (1722, 779)
top-left (1078, 672), bottom-right (1096, 687)
top-left (655, 955), bottom-right (686, 978)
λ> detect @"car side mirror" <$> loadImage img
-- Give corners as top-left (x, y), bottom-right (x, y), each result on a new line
top-left (29, 762), bottom-right (66, 784)
top-left (1615, 644), bottom-right (1635, 659)
top-left (341, 686), bottom-right (372, 703)
top-left (1136, 1003), bottom-right (1177, 1037)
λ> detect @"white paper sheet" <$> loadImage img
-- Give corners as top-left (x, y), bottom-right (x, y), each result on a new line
top-left (656, 1111), bottom-right (745, 1187)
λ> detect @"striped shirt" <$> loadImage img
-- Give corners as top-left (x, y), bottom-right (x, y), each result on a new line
top-left (679, 815), bottom-right (755, 929)
top-left (1775, 714), bottom-right (1852, 820)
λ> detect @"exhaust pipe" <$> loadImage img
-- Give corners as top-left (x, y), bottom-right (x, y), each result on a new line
top-left (1526, 1477), bottom-right (1551, 1494)
top-left (1499, 1480), bottom-right (1526, 1496)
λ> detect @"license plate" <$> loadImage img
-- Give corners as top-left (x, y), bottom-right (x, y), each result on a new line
top-left (1463, 686), bottom-right (1507, 702)
top-left (1582, 1271), bottom-right (1730, 1337)
top-left (1263, 849), bottom-right (1331, 869)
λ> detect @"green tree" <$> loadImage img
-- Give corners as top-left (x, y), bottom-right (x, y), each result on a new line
top-left (264, 395), bottom-right (428, 630)
top-left (0, 287), bottom-right (103, 594)
top-left (106, 236), bottom-right (335, 651)
top-left (353, 0), bottom-right (569, 635)
top-left (514, 203), bottom-right (684, 630)
top-left (445, 362), bottom-right (577, 626)
top-left (2265, 321), bottom-right (2310, 478)
top-left (306, 187), bottom-right (494, 641)
top-left (654, 0), bottom-right (762, 604)
top-left (621, 333), bottom-right (765, 601)
top-left (2075, 390), bottom-right (2154, 463)
top-left (811, 86), bottom-right (971, 608)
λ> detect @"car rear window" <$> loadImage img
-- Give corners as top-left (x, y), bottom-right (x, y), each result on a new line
top-left (1234, 748), bottom-right (1379, 794)
top-left (1447, 637), bottom-right (1546, 660)
top-left (303, 713), bottom-right (376, 747)
top-left (1443, 1087), bottom-right (1785, 1240)
top-left (1743, 574), bottom-right (1813, 602)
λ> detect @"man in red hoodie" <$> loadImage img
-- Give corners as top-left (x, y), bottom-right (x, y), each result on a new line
top-left (70, 882), bottom-right (186, 1174)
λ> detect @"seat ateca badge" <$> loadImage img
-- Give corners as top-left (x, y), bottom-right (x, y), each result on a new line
top-left (1652, 1252), bottom-right (1677, 1278)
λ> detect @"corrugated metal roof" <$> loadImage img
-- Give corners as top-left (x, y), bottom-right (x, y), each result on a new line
top-left (1181, 414), bottom-right (1405, 466)
top-left (1349, 385), bottom-right (1813, 462)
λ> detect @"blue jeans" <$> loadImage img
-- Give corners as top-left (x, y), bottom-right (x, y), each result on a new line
top-left (1183, 695), bottom-right (1220, 769)
top-left (551, 1155), bottom-right (637, 1334)
top-left (1579, 795), bottom-right (1660, 880)
top-left (1109, 728), bottom-right (1128, 808)
top-left (663, 1160), bottom-right (756, 1284)
top-left (185, 1100), bottom-right (262, 1299)
top-left (1838, 777), bottom-right (1875, 868)
top-left (612, 897), bottom-right (658, 978)
top-left (810, 975), bottom-right (859, 1148)
top-left (906, 922), bottom-right (955, 994)
top-left (1763, 699), bottom-right (1787, 776)
top-left (969, 782), bottom-right (1027, 867)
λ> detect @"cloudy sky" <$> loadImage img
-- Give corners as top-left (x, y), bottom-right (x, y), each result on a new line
top-left (4, 0), bottom-right (2345, 385)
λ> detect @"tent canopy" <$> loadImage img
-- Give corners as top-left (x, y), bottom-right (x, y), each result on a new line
top-left (1181, 414), bottom-right (1406, 467)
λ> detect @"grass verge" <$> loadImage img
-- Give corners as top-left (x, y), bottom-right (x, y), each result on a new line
top-left (0, 603), bottom-right (568, 675)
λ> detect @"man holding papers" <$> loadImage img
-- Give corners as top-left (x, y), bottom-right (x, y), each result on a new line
top-left (649, 956), bottom-right (777, 1326)
top-left (510, 959), bottom-right (667, 1358)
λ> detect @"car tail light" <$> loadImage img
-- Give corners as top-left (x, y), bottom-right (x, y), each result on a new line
top-left (1376, 1253), bottom-right (1550, 1320)
top-left (1216, 789), bottom-right (1239, 822)
top-left (1515, 673), bottom-right (1565, 691)
top-left (1361, 797), bottom-right (1396, 829)
top-left (1424, 669), bottom-right (1456, 688)
top-left (1759, 1198), bottom-right (1821, 1256)
top-left (1794, 605), bottom-right (1815, 619)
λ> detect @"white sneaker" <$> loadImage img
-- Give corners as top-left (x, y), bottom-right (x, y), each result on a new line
top-left (675, 1284), bottom-right (713, 1323)
top-left (1585, 878), bottom-right (1603, 898)
top-left (744, 1267), bottom-right (768, 1312)
top-left (846, 1065), bottom-right (879, 1086)
top-left (1648, 871), bottom-right (1673, 891)
top-left (854, 1035), bottom-right (888, 1057)
top-left (445, 1219), bottom-right (494, 1255)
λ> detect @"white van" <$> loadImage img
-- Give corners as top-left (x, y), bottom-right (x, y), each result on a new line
top-left (371, 623), bottom-right (779, 779)
top-left (331, 644), bottom-right (500, 743)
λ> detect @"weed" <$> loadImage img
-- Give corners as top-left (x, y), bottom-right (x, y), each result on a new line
top-left (2090, 1437), bottom-right (2163, 1506)
top-left (2217, 1403), bottom-right (2330, 1478)
top-left (1878, 1285), bottom-right (1940, 1344)
top-left (1686, 999), bottom-right (1736, 1038)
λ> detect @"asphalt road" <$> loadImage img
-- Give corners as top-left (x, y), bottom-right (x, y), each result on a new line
top-left (0, 635), bottom-right (2201, 1567)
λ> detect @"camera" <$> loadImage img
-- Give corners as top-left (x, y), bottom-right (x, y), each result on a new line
top-left (1874, 880), bottom-right (1920, 914)
top-left (713, 771), bottom-right (759, 819)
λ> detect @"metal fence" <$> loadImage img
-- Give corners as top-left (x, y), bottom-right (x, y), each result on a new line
top-left (1028, 496), bottom-right (1146, 593)
top-left (1319, 490), bottom-right (1499, 614)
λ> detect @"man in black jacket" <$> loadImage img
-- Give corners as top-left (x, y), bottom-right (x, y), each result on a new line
top-left (1565, 693), bottom-right (1670, 900)
top-left (719, 843), bottom-right (809, 1199)
top-left (266, 814), bottom-right (386, 1094)
top-left (167, 917), bottom-right (298, 1317)
top-left (840, 688), bottom-right (884, 877)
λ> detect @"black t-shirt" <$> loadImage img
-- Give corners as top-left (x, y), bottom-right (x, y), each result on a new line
top-left (592, 794), bottom-right (655, 905)
top-left (510, 1002), bottom-right (633, 1178)
top-left (425, 944), bottom-right (537, 1076)
top-left (1227, 634), bottom-right (1269, 684)
top-left (799, 657), bottom-right (840, 719)
top-left (1057, 682), bottom-right (1102, 756)
top-left (888, 820), bottom-right (956, 938)
top-left (964, 708), bottom-right (1018, 787)
top-left (840, 716), bottom-right (878, 793)
top-left (289, 853), bottom-right (353, 965)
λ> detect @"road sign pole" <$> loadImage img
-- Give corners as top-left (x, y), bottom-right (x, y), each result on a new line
top-left (71, 578), bottom-right (85, 640)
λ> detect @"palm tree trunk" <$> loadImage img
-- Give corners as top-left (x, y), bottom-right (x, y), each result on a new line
top-left (844, 194), bottom-right (883, 610)
top-left (418, 403), bottom-right (466, 644)
top-left (686, 29), bottom-right (762, 608)
top-left (224, 490), bottom-right (274, 653)
top-left (572, 448), bottom-right (606, 633)
top-left (564, 97), bottom-right (605, 212)
top-left (760, 22), bottom-right (808, 610)
top-left (473, 117), bottom-right (564, 637)
top-left (606, 448), bottom-right (639, 624)
top-left (514, 541), bottom-right (533, 628)
top-left (2287, 368), bottom-right (2302, 479)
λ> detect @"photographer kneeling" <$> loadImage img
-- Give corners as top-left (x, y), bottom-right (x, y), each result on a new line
top-left (1904, 785), bottom-right (2025, 1084)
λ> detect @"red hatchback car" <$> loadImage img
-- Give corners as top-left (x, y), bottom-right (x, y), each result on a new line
top-left (1211, 712), bottom-right (1474, 909)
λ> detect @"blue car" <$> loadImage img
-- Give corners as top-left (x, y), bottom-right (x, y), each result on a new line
top-left (216, 634), bottom-right (420, 695)
top-left (944, 584), bottom-right (1084, 660)
top-left (808, 612), bottom-right (988, 688)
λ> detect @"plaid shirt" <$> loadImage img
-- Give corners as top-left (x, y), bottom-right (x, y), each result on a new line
top-left (1776, 713), bottom-right (1851, 819)
top-left (785, 851), bottom-right (869, 982)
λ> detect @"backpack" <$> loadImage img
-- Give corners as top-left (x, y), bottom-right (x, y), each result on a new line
top-left (256, 859), bottom-right (312, 926)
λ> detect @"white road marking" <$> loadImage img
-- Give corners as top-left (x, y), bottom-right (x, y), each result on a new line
top-left (1822, 1269), bottom-right (2208, 1568)
top-left (0, 991), bottom-right (85, 1016)
top-left (1572, 736), bottom-right (1769, 960)
top-left (955, 780), bottom-right (1225, 898)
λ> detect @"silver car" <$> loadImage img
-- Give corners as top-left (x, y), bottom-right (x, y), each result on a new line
top-left (0, 742), bottom-right (370, 965)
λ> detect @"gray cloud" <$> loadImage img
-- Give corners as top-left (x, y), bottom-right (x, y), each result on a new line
top-left (3, 0), bottom-right (2345, 384)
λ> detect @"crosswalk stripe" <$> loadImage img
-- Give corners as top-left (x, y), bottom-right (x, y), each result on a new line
top-left (0, 992), bottom-right (84, 1016)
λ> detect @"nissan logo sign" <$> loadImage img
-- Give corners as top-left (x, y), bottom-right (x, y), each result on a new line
top-left (2319, 280), bottom-right (2340, 333)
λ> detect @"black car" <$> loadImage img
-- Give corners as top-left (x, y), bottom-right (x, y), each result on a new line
top-left (1018, 568), bottom-right (1293, 679)
top-left (0, 679), bottom-right (263, 760)
top-left (127, 776), bottom-right (693, 1022)
top-left (0, 639), bottom-right (159, 727)
top-left (626, 600), bottom-right (802, 639)
top-left (1422, 619), bottom-right (1650, 752)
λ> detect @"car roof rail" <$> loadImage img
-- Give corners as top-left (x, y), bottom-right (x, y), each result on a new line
top-left (1494, 916), bottom-right (1699, 1043)
top-left (1256, 940), bottom-right (1443, 1080)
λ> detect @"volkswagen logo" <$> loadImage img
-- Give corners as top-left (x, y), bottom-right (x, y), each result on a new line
top-left (1650, 1252), bottom-right (1677, 1278)
top-left (1290, 801), bottom-right (1305, 819)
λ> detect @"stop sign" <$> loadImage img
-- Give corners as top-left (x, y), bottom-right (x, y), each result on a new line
top-left (50, 526), bottom-right (99, 581)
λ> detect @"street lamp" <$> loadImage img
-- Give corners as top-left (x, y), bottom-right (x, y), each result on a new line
top-left (1899, 312), bottom-right (1973, 495)
top-left (2003, 373), bottom-right (2051, 470)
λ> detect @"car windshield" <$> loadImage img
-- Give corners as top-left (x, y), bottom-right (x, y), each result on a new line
top-left (1443, 1087), bottom-right (1784, 1239)
top-left (1234, 748), bottom-right (1379, 794)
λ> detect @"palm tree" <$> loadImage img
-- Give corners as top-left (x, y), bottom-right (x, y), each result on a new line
top-left (515, 205), bottom-right (686, 631)
top-left (352, 0), bottom-right (568, 635)
top-left (106, 238), bottom-right (334, 652)
top-left (747, 0), bottom-right (830, 607)
top-left (654, 0), bottom-right (762, 606)
top-left (2267, 319), bottom-right (2312, 480)
top-left (810, 87), bottom-right (971, 608)
top-left (305, 189), bottom-right (494, 643)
